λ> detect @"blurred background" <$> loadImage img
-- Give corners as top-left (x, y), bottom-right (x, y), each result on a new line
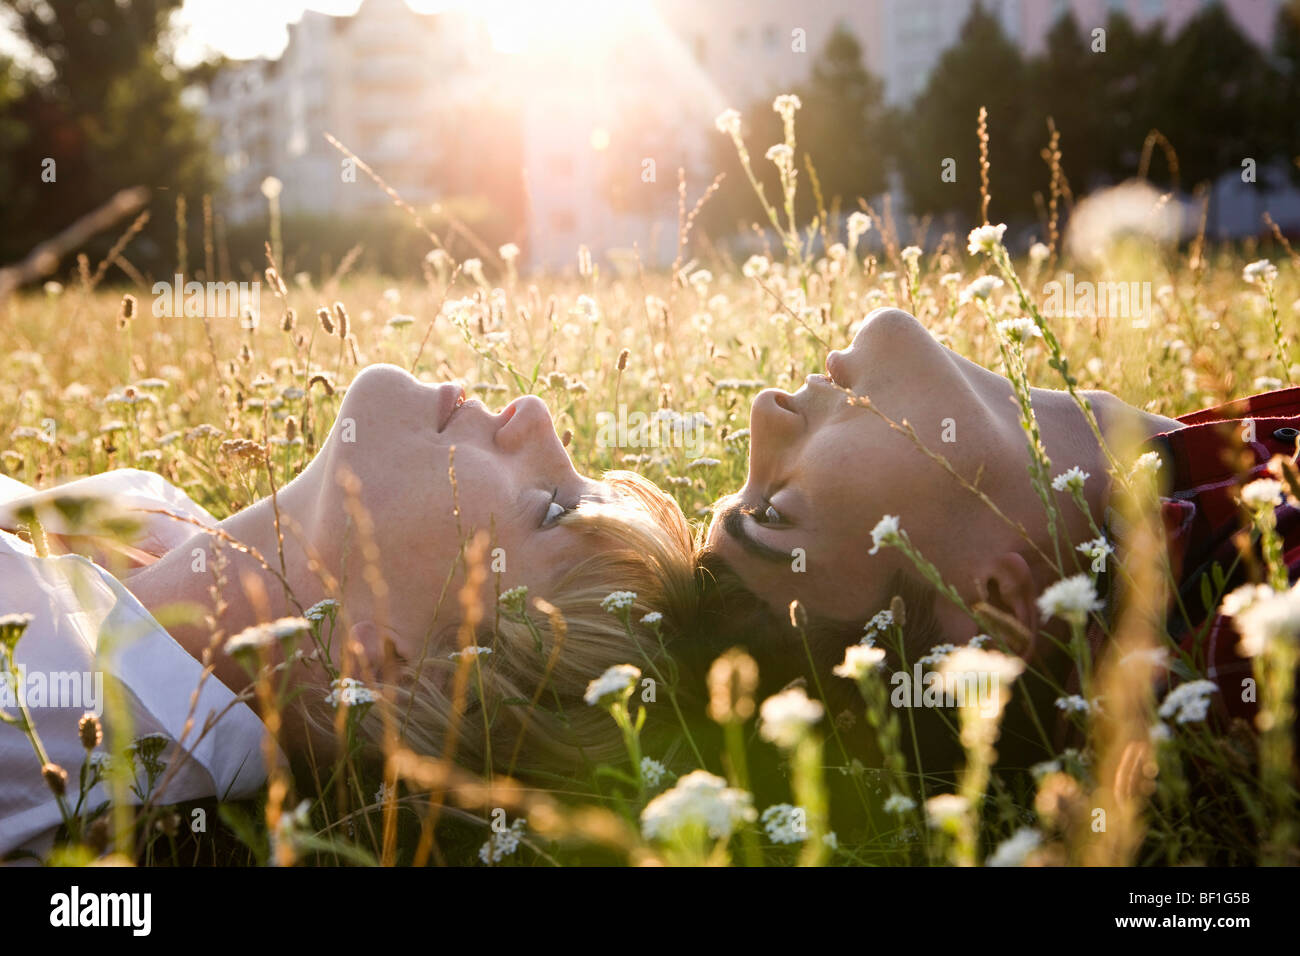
top-left (0, 0), bottom-right (1297, 283)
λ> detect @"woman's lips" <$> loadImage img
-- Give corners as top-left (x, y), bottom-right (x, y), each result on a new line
top-left (435, 384), bottom-right (520, 434)
top-left (435, 383), bottom-right (466, 432)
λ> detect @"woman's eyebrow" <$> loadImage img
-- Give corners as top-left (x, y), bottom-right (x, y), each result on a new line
top-left (721, 502), bottom-right (792, 564)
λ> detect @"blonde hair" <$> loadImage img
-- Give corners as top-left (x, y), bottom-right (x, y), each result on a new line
top-left (352, 470), bottom-right (697, 775)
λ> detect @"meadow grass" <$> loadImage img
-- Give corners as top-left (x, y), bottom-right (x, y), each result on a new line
top-left (2, 101), bottom-right (1298, 866)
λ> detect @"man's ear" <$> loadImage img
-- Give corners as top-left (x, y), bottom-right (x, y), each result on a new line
top-left (976, 551), bottom-right (1041, 656)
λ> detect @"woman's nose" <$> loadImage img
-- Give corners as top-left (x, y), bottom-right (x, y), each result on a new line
top-left (494, 394), bottom-right (561, 456)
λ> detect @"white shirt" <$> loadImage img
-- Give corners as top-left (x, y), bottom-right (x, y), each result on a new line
top-left (0, 469), bottom-right (274, 859)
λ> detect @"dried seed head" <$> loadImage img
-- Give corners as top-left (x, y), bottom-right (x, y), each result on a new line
top-left (707, 648), bottom-right (759, 724)
top-left (333, 301), bottom-right (349, 339)
top-left (239, 343), bottom-right (252, 364)
top-left (86, 816), bottom-right (110, 855)
top-left (78, 712), bottom-right (102, 750)
top-left (264, 267), bottom-right (287, 296)
top-left (317, 307), bottom-right (334, 335)
top-left (346, 333), bottom-right (360, 365)
top-left (617, 348), bottom-right (629, 371)
top-left (890, 594), bottom-right (907, 629)
top-left (561, 428), bottom-right (573, 447)
top-left (308, 373), bottom-right (334, 396)
top-left (220, 437), bottom-right (267, 464)
top-left (789, 599), bottom-right (807, 630)
top-left (282, 307), bottom-right (297, 332)
top-left (285, 416), bottom-right (298, 442)
top-left (117, 294), bottom-right (137, 328)
top-left (42, 762), bottom-right (68, 797)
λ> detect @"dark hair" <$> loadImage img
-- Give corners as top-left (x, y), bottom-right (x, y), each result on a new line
top-left (680, 547), bottom-right (946, 707)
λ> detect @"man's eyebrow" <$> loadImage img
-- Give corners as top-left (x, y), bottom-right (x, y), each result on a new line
top-left (721, 503), bottom-right (791, 564)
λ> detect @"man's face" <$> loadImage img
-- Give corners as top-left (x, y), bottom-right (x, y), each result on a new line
top-left (706, 308), bottom-right (1007, 626)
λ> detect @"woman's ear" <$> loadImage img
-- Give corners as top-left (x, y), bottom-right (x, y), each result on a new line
top-left (976, 551), bottom-right (1041, 656)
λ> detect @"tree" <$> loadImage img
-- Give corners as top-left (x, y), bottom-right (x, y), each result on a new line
top-left (1147, 2), bottom-right (1275, 190)
top-left (1268, 0), bottom-right (1300, 186)
top-left (898, 2), bottom-right (1035, 225)
top-left (796, 26), bottom-right (889, 215)
top-left (702, 24), bottom-right (889, 240)
top-left (0, 1), bottom-right (218, 277)
top-left (1022, 12), bottom-right (1107, 194)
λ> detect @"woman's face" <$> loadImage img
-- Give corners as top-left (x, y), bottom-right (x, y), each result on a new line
top-left (307, 364), bottom-right (614, 658)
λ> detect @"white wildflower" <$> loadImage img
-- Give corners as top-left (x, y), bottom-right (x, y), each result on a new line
top-left (640, 757), bottom-right (668, 788)
top-left (833, 643), bottom-right (887, 681)
top-left (478, 817), bottom-right (527, 864)
top-left (772, 93), bottom-right (802, 119)
top-left (583, 664), bottom-right (641, 707)
top-left (765, 143), bottom-right (794, 172)
top-left (987, 827), bottom-right (1042, 867)
top-left (847, 211), bottom-right (872, 243)
top-left (961, 275), bottom-right (1003, 302)
top-left (324, 677), bottom-right (379, 709)
top-left (1157, 679), bottom-right (1217, 724)
top-left (1230, 581), bottom-right (1300, 656)
top-left (714, 108), bottom-right (742, 138)
top-left (224, 617), bottom-right (310, 657)
top-left (967, 223), bottom-right (1007, 255)
top-left (997, 317), bottom-right (1042, 343)
top-left (918, 643), bottom-right (957, 666)
top-left (1240, 478), bottom-right (1284, 509)
top-left (868, 514), bottom-right (902, 555)
top-left (758, 687), bottom-right (824, 748)
top-left (600, 590), bottom-right (637, 614)
top-left (760, 803), bottom-right (808, 844)
top-left (883, 793), bottom-right (916, 814)
top-left (1243, 259), bottom-right (1278, 286)
top-left (1052, 466), bottom-right (1090, 493)
top-left (1054, 695), bottom-right (1091, 713)
top-left (1037, 574), bottom-right (1103, 626)
top-left (640, 770), bottom-right (756, 842)
top-left (925, 793), bottom-right (969, 829)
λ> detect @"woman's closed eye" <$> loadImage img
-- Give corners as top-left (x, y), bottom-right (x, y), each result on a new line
top-left (542, 488), bottom-right (572, 527)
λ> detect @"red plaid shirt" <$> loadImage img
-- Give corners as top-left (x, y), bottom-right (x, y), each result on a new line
top-left (1133, 387), bottom-right (1300, 725)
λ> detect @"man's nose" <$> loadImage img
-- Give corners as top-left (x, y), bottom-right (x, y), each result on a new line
top-left (751, 388), bottom-right (802, 448)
